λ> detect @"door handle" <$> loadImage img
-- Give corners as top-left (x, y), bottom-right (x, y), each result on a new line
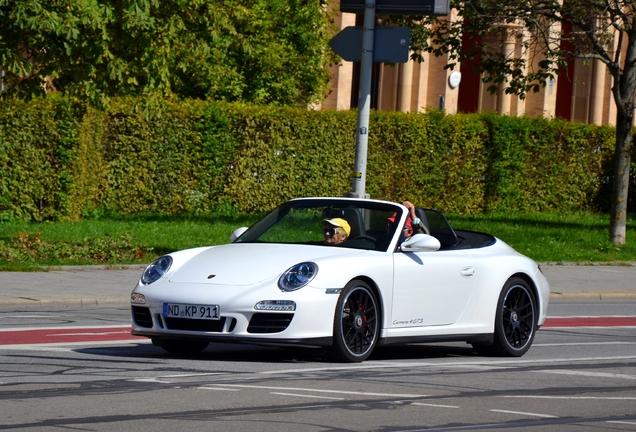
top-left (461, 266), bottom-right (474, 278)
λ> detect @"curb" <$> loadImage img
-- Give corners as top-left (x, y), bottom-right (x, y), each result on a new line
top-left (20, 265), bottom-right (147, 272)
top-left (549, 291), bottom-right (636, 300)
top-left (0, 296), bottom-right (130, 307)
top-left (540, 262), bottom-right (636, 267)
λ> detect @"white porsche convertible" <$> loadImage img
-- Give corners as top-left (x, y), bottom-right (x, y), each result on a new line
top-left (130, 197), bottom-right (550, 362)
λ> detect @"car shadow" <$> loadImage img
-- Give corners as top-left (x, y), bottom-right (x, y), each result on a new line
top-left (74, 341), bottom-right (481, 363)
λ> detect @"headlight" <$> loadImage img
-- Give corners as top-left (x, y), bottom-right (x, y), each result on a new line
top-left (278, 262), bottom-right (318, 291)
top-left (141, 256), bottom-right (173, 285)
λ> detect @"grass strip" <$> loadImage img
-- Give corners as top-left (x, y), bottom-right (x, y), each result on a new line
top-left (0, 212), bottom-right (634, 271)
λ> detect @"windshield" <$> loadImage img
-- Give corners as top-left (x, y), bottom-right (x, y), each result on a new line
top-left (236, 198), bottom-right (404, 252)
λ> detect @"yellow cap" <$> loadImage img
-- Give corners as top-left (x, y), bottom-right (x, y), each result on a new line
top-left (321, 218), bottom-right (351, 236)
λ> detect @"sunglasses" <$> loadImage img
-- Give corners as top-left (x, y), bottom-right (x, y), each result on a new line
top-left (322, 227), bottom-right (339, 236)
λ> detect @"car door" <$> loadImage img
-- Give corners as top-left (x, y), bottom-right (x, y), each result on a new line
top-left (391, 249), bottom-right (475, 328)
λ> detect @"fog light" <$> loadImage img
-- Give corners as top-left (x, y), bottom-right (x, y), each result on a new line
top-left (254, 300), bottom-right (296, 311)
top-left (131, 293), bottom-right (146, 304)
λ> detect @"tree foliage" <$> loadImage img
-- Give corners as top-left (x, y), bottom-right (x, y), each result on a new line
top-left (0, 0), bottom-right (335, 107)
top-left (394, 0), bottom-right (636, 245)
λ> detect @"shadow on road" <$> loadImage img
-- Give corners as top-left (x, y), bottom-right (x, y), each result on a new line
top-left (74, 341), bottom-right (480, 363)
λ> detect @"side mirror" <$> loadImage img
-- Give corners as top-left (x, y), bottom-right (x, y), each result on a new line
top-left (230, 227), bottom-right (249, 243)
top-left (400, 233), bottom-right (441, 252)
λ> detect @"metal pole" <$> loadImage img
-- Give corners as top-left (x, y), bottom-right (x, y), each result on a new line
top-left (346, 0), bottom-right (375, 199)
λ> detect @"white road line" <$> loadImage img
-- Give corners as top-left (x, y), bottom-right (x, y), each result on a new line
top-left (544, 325), bottom-right (636, 329)
top-left (443, 364), bottom-right (514, 371)
top-left (261, 363), bottom-right (411, 374)
top-left (490, 409), bottom-right (557, 418)
top-left (132, 378), bottom-right (172, 384)
top-left (534, 342), bottom-right (636, 347)
top-left (0, 345), bottom-right (74, 352)
top-left (270, 392), bottom-right (344, 400)
top-left (412, 402), bottom-right (460, 409)
top-left (48, 331), bottom-right (130, 337)
top-left (533, 369), bottom-right (636, 380)
top-left (198, 387), bottom-right (239, 391)
top-left (214, 383), bottom-right (426, 398)
top-left (500, 395), bottom-right (636, 400)
top-left (548, 315), bottom-right (636, 318)
top-left (262, 356), bottom-right (636, 375)
top-left (0, 339), bottom-right (151, 350)
top-left (607, 421), bottom-right (636, 425)
top-left (161, 373), bottom-right (226, 378)
top-left (0, 324), bottom-right (131, 332)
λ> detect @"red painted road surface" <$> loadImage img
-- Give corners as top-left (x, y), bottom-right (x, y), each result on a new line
top-left (543, 316), bottom-right (636, 328)
top-left (0, 326), bottom-right (141, 345)
top-left (0, 317), bottom-right (635, 345)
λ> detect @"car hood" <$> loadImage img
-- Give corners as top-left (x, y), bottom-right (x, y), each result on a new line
top-left (169, 243), bottom-right (365, 286)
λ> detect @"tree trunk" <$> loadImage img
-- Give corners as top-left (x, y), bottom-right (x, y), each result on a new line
top-left (609, 110), bottom-right (633, 246)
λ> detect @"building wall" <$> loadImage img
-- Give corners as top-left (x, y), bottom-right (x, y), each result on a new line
top-left (322, 12), bottom-right (356, 110)
top-left (323, 6), bottom-right (619, 127)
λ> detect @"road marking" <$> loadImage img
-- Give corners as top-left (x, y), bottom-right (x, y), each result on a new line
top-left (263, 356), bottom-right (636, 375)
top-left (533, 369), bottom-right (636, 380)
top-left (0, 324), bottom-right (131, 332)
top-left (132, 378), bottom-right (172, 384)
top-left (0, 339), bottom-right (150, 350)
top-left (490, 409), bottom-right (557, 418)
top-left (412, 402), bottom-right (460, 409)
top-left (270, 392), bottom-right (344, 400)
top-left (500, 395), bottom-right (636, 400)
top-left (49, 330), bottom-right (130, 337)
top-left (213, 383), bottom-right (427, 398)
top-left (161, 373), bottom-right (226, 378)
top-left (543, 316), bottom-right (636, 327)
top-left (607, 421), bottom-right (636, 425)
top-left (198, 387), bottom-right (239, 391)
top-left (0, 326), bottom-right (140, 345)
top-left (444, 364), bottom-right (514, 371)
top-left (535, 342), bottom-right (636, 347)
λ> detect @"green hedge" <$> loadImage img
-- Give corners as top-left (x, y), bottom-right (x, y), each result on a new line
top-left (0, 98), bottom-right (80, 221)
top-left (0, 96), bottom-right (629, 221)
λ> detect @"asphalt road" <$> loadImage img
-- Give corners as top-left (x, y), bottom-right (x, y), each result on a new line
top-left (1, 305), bottom-right (635, 431)
top-left (1, 265), bottom-right (635, 431)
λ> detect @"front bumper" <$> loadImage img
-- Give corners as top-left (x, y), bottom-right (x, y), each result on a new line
top-left (130, 281), bottom-right (339, 348)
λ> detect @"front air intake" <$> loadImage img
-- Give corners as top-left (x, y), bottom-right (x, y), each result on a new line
top-left (132, 306), bottom-right (153, 328)
top-left (247, 313), bottom-right (294, 333)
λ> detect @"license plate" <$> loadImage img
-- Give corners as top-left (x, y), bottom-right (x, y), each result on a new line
top-left (163, 303), bottom-right (220, 320)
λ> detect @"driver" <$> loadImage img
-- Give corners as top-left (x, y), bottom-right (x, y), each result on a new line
top-left (321, 218), bottom-right (350, 245)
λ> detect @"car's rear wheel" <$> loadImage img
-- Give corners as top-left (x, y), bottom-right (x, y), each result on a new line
top-left (489, 277), bottom-right (537, 356)
top-left (329, 280), bottom-right (379, 362)
top-left (153, 338), bottom-right (209, 355)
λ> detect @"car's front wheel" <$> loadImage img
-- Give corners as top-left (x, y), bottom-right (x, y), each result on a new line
top-left (329, 280), bottom-right (379, 362)
top-left (152, 338), bottom-right (209, 355)
top-left (490, 277), bottom-right (537, 356)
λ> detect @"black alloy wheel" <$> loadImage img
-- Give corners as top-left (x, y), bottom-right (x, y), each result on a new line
top-left (329, 280), bottom-right (379, 362)
top-left (491, 277), bottom-right (537, 356)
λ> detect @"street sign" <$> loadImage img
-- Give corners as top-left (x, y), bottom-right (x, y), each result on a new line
top-left (341, 0), bottom-right (446, 198)
top-left (340, 0), bottom-right (450, 15)
top-left (329, 26), bottom-right (410, 63)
